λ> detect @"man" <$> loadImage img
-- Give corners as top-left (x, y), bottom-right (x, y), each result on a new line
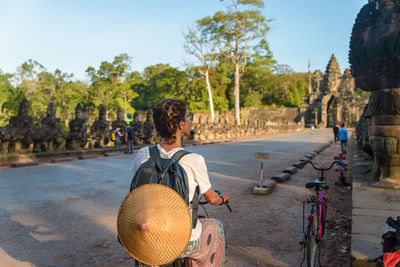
top-left (125, 124), bottom-right (135, 154)
top-left (338, 123), bottom-right (348, 155)
top-left (114, 127), bottom-right (123, 152)
top-left (130, 99), bottom-right (230, 265)
top-left (333, 124), bottom-right (339, 143)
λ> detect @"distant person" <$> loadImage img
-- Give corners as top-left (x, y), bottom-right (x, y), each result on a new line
top-left (333, 124), bottom-right (339, 143)
top-left (338, 123), bottom-right (348, 154)
top-left (310, 125), bottom-right (315, 134)
top-left (125, 124), bottom-right (135, 154)
top-left (114, 127), bottom-right (123, 152)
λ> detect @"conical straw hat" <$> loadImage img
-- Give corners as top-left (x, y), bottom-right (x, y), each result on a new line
top-left (117, 184), bottom-right (192, 266)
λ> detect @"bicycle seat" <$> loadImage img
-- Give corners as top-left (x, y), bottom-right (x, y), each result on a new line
top-left (305, 179), bottom-right (329, 190)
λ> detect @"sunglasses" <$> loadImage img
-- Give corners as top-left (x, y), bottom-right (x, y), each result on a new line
top-left (182, 112), bottom-right (193, 121)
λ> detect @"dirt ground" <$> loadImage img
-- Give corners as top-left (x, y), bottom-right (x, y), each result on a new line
top-left (202, 135), bottom-right (353, 267)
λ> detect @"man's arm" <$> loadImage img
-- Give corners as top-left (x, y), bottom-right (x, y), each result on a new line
top-left (203, 188), bottom-right (230, 205)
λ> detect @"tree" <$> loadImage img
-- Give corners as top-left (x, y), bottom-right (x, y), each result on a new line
top-left (114, 71), bottom-right (140, 116)
top-left (240, 38), bottom-right (276, 107)
top-left (197, 0), bottom-right (271, 125)
top-left (86, 54), bottom-right (134, 118)
top-left (184, 23), bottom-right (219, 122)
top-left (0, 70), bottom-right (19, 125)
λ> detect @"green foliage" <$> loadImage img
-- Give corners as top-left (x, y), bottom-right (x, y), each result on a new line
top-left (0, 70), bottom-right (20, 125)
top-left (86, 53), bottom-right (137, 119)
top-left (354, 87), bottom-right (371, 97)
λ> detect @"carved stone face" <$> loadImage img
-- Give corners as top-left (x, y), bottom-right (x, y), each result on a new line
top-left (99, 106), bottom-right (106, 120)
top-left (146, 111), bottom-right (153, 122)
top-left (117, 108), bottom-right (124, 121)
top-left (47, 103), bottom-right (56, 117)
top-left (75, 104), bottom-right (84, 120)
top-left (18, 98), bottom-right (30, 115)
top-left (133, 112), bottom-right (140, 121)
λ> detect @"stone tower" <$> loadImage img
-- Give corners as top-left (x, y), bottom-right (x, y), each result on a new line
top-left (301, 55), bottom-right (367, 128)
top-left (324, 54), bottom-right (342, 94)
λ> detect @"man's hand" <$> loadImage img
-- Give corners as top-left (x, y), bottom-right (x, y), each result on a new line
top-left (220, 192), bottom-right (230, 204)
top-left (204, 188), bottom-right (230, 205)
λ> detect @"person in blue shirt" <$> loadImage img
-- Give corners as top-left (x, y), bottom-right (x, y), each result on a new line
top-left (114, 127), bottom-right (123, 152)
top-left (310, 125), bottom-right (315, 134)
top-left (338, 123), bottom-right (349, 155)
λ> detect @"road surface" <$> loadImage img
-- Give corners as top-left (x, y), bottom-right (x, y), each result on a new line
top-left (0, 129), bottom-right (333, 266)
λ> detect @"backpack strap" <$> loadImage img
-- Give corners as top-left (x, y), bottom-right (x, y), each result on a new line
top-left (170, 149), bottom-right (190, 163)
top-left (191, 186), bottom-right (200, 228)
top-left (149, 145), bottom-right (162, 173)
top-left (171, 150), bottom-right (199, 228)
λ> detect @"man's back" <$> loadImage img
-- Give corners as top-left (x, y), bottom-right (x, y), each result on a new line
top-left (338, 127), bottom-right (348, 141)
top-left (334, 126), bottom-right (339, 135)
top-left (127, 127), bottom-right (134, 140)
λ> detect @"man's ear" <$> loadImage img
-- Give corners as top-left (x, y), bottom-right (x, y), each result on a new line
top-left (178, 120), bottom-right (185, 130)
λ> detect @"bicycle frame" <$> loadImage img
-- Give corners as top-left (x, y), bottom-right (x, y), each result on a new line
top-left (317, 191), bottom-right (327, 237)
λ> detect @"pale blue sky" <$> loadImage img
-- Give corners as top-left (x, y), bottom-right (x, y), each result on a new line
top-left (0, 0), bottom-right (367, 80)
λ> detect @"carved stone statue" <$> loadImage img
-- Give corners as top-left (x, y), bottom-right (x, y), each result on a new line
top-left (350, 0), bottom-right (400, 188)
top-left (111, 107), bottom-right (126, 142)
top-left (131, 111), bottom-right (144, 144)
top-left (143, 111), bottom-right (155, 144)
top-left (90, 105), bottom-right (110, 148)
top-left (1, 98), bottom-right (34, 153)
top-left (32, 103), bottom-right (64, 152)
top-left (66, 104), bottom-right (89, 149)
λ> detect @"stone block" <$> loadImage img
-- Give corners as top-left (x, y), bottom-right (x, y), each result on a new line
top-left (11, 161), bottom-right (39, 168)
top-left (283, 166), bottom-right (297, 174)
top-left (251, 180), bottom-right (276, 195)
top-left (271, 173), bottom-right (290, 183)
top-left (78, 155), bottom-right (97, 160)
top-left (294, 160), bottom-right (308, 169)
top-left (51, 157), bottom-right (74, 163)
top-left (293, 161), bottom-right (304, 168)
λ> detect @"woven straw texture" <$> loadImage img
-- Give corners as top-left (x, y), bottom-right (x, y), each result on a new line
top-left (117, 184), bottom-right (192, 266)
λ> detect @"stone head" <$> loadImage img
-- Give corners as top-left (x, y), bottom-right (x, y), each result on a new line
top-left (146, 111), bottom-right (153, 123)
top-left (133, 111), bottom-right (140, 121)
top-left (117, 107), bottom-right (124, 121)
top-left (47, 102), bottom-right (56, 117)
top-left (18, 98), bottom-right (30, 115)
top-left (99, 105), bottom-right (107, 120)
top-left (75, 104), bottom-right (84, 120)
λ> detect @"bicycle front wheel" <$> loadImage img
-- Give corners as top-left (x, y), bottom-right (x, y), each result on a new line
top-left (306, 207), bottom-right (319, 267)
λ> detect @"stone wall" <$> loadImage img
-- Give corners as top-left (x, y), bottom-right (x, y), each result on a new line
top-left (0, 99), bottom-right (303, 155)
top-left (189, 107), bottom-right (303, 142)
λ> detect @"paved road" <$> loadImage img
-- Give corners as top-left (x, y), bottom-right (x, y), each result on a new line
top-left (0, 129), bottom-right (333, 266)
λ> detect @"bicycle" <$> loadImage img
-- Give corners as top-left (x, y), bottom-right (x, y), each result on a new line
top-left (299, 160), bottom-right (347, 267)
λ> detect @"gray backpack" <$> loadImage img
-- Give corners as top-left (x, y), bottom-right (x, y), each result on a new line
top-left (129, 145), bottom-right (199, 227)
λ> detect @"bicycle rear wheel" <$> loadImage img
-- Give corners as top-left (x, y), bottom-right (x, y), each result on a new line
top-left (306, 207), bottom-right (320, 267)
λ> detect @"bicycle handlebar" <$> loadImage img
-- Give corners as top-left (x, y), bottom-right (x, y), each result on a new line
top-left (199, 189), bottom-right (232, 212)
top-left (304, 159), bottom-right (347, 171)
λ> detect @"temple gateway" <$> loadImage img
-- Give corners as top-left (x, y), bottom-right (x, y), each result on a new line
top-left (301, 54), bottom-right (368, 128)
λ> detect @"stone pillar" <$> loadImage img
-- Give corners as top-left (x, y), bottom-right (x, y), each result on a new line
top-left (350, 0), bottom-right (400, 188)
top-left (368, 89), bottom-right (400, 188)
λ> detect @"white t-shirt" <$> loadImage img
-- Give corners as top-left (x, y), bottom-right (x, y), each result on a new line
top-left (130, 144), bottom-right (212, 241)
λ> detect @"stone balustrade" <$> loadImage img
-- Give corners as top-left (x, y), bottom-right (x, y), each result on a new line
top-left (0, 100), bottom-right (304, 155)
